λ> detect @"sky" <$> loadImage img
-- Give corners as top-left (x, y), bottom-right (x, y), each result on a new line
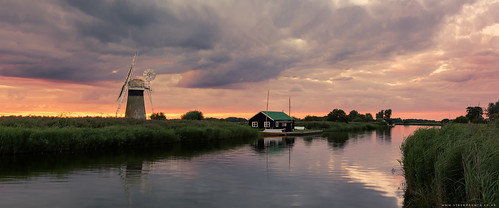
top-left (1, 0), bottom-right (499, 120)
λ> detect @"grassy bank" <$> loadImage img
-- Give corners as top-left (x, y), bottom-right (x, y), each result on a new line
top-left (401, 123), bottom-right (499, 207)
top-left (295, 121), bottom-right (386, 132)
top-left (0, 116), bottom-right (260, 155)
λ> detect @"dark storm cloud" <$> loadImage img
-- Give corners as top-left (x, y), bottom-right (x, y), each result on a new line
top-left (0, 0), bottom-right (221, 82)
top-left (0, 55), bottom-right (115, 82)
top-left (178, 55), bottom-right (294, 88)
top-left (63, 0), bottom-right (220, 50)
top-left (0, 0), bottom-right (475, 87)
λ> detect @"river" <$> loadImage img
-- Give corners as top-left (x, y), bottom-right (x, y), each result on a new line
top-left (0, 125), bottom-right (425, 207)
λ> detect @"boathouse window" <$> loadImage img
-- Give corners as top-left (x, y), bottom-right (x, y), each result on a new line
top-left (264, 121), bottom-right (270, 128)
top-left (252, 121), bottom-right (258, 128)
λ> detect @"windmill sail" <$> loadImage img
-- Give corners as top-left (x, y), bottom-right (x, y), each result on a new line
top-left (143, 68), bottom-right (156, 114)
top-left (116, 52), bottom-right (137, 117)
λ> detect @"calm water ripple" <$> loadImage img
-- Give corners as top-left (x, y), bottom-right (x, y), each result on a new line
top-left (0, 125), bottom-right (426, 208)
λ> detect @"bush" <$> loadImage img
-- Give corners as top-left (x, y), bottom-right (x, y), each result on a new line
top-left (181, 110), bottom-right (204, 120)
top-left (150, 112), bottom-right (167, 120)
top-left (454, 116), bottom-right (469, 123)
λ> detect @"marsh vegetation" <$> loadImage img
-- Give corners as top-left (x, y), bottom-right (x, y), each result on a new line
top-left (0, 116), bottom-right (260, 155)
top-left (401, 123), bottom-right (499, 207)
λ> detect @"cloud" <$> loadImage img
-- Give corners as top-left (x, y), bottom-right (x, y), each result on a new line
top-left (0, 0), bottom-right (475, 86)
top-left (63, 0), bottom-right (221, 50)
top-left (2, 0), bottom-right (499, 120)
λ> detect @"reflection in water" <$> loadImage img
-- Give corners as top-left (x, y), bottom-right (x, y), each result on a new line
top-left (324, 132), bottom-right (350, 149)
top-left (252, 137), bottom-right (295, 178)
top-left (0, 126), bottom-right (425, 208)
top-left (252, 137), bottom-right (295, 153)
top-left (376, 128), bottom-right (392, 142)
top-left (0, 137), bottom-right (257, 181)
top-left (311, 127), bottom-right (408, 207)
top-left (342, 162), bottom-right (405, 207)
top-left (119, 162), bottom-right (146, 205)
top-left (0, 138), bottom-right (257, 207)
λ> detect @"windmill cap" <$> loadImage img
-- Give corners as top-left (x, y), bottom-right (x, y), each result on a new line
top-left (128, 78), bottom-right (145, 89)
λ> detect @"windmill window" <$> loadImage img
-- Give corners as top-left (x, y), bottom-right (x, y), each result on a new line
top-left (252, 121), bottom-right (258, 128)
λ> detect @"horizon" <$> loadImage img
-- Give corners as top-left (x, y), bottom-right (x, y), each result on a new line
top-left (1, 1), bottom-right (498, 121)
top-left (0, 107), bottom-right (471, 121)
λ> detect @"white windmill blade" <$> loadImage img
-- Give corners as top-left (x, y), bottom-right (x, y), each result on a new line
top-left (117, 82), bottom-right (127, 101)
top-left (143, 68), bottom-right (156, 82)
top-left (115, 52), bottom-right (138, 117)
top-left (116, 52), bottom-right (137, 101)
top-left (143, 69), bottom-right (156, 114)
top-left (146, 89), bottom-right (154, 114)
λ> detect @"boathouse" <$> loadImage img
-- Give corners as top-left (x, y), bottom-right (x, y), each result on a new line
top-left (248, 111), bottom-right (295, 132)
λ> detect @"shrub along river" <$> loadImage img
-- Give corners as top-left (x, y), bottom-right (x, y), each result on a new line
top-left (0, 125), bottom-right (425, 208)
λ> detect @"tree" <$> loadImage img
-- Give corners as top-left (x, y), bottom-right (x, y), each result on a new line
top-left (375, 109), bottom-right (393, 124)
top-left (486, 100), bottom-right (499, 121)
top-left (181, 110), bottom-right (204, 120)
top-left (304, 115), bottom-right (325, 121)
top-left (327, 109), bottom-right (348, 123)
top-left (348, 110), bottom-right (359, 121)
top-left (384, 109), bottom-right (392, 119)
top-left (353, 114), bottom-right (367, 122)
top-left (454, 116), bottom-right (468, 123)
top-left (465, 106), bottom-right (484, 123)
top-left (383, 109), bottom-right (393, 125)
top-left (365, 113), bottom-right (374, 122)
top-left (376, 110), bottom-right (384, 120)
top-left (224, 117), bottom-right (248, 122)
top-left (150, 112), bottom-right (166, 120)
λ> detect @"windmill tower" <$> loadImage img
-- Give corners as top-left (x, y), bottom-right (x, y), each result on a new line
top-left (116, 53), bottom-right (157, 119)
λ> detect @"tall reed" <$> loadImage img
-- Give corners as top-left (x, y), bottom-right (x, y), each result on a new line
top-left (0, 117), bottom-right (260, 154)
top-left (401, 123), bottom-right (499, 207)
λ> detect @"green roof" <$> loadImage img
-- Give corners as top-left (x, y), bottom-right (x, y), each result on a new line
top-left (261, 111), bottom-right (294, 120)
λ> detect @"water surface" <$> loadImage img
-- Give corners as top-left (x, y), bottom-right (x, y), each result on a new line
top-left (0, 125), bottom-right (424, 207)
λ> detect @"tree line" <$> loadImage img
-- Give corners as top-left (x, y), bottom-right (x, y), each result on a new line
top-left (304, 109), bottom-right (394, 124)
top-left (150, 98), bottom-right (499, 124)
top-left (150, 110), bottom-right (205, 120)
top-left (445, 99), bottom-right (499, 124)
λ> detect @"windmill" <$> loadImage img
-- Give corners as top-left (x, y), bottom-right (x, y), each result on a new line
top-left (116, 53), bottom-right (157, 119)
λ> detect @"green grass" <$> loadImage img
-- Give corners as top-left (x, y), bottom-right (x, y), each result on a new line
top-left (0, 116), bottom-right (260, 154)
top-left (401, 123), bottom-right (499, 207)
top-left (295, 121), bottom-right (386, 132)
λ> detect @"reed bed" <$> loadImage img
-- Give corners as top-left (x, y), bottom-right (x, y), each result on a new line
top-left (401, 123), bottom-right (499, 207)
top-left (0, 116), bottom-right (260, 155)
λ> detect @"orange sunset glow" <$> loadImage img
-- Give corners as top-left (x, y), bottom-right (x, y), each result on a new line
top-left (1, 0), bottom-right (499, 121)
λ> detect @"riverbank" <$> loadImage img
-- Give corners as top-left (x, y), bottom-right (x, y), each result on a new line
top-left (401, 123), bottom-right (499, 207)
top-left (0, 116), bottom-right (260, 155)
top-left (295, 121), bottom-right (387, 132)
